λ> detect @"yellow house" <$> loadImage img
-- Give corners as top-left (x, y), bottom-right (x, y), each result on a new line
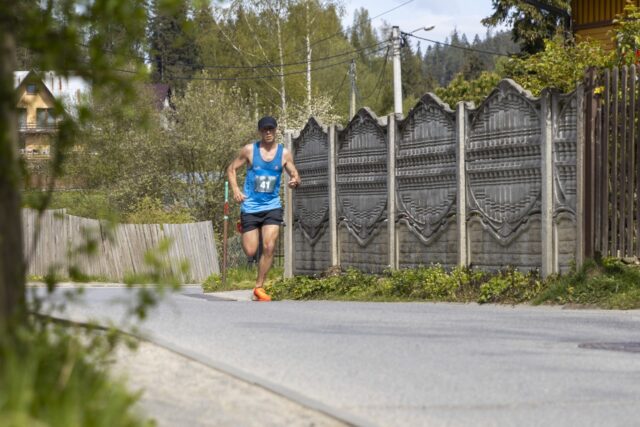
top-left (14, 70), bottom-right (89, 157)
top-left (572, 0), bottom-right (640, 49)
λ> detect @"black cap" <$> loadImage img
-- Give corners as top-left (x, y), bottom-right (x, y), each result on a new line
top-left (258, 116), bottom-right (278, 130)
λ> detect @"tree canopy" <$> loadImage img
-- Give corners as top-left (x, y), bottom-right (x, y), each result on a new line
top-left (482, 0), bottom-right (571, 53)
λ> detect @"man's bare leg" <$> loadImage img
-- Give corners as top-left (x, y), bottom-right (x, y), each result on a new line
top-left (256, 224), bottom-right (280, 287)
top-left (241, 228), bottom-right (260, 259)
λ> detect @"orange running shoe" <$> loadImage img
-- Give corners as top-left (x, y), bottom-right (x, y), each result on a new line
top-left (253, 287), bottom-right (272, 302)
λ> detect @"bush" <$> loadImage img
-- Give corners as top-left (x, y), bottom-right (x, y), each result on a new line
top-left (124, 197), bottom-right (194, 224)
top-left (0, 322), bottom-right (151, 427)
top-left (22, 190), bottom-right (119, 220)
top-left (268, 265), bottom-right (545, 304)
top-left (478, 268), bottom-right (543, 304)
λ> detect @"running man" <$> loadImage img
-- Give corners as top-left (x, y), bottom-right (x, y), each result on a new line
top-left (227, 116), bottom-right (301, 301)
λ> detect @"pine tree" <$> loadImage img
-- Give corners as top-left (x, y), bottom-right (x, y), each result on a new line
top-left (148, 0), bottom-right (200, 93)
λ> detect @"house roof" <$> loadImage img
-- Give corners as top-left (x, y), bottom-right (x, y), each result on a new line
top-left (14, 70), bottom-right (90, 109)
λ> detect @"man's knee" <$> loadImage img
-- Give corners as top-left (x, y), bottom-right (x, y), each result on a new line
top-left (262, 240), bottom-right (277, 256)
top-left (244, 246), bottom-right (258, 258)
top-left (242, 232), bottom-right (260, 258)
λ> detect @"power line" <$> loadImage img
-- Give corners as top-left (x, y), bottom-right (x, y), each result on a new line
top-left (405, 33), bottom-right (515, 58)
top-left (358, 46), bottom-right (390, 102)
top-left (110, 51), bottom-right (386, 82)
top-left (279, 0), bottom-right (415, 61)
top-left (331, 68), bottom-right (350, 105)
top-left (197, 40), bottom-right (389, 70)
top-left (79, 39), bottom-right (389, 72)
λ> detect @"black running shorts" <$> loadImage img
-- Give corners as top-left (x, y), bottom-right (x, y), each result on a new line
top-left (240, 208), bottom-right (283, 232)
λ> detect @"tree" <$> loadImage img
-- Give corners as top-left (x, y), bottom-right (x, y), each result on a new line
top-left (613, 2), bottom-right (640, 65)
top-left (435, 71), bottom-right (502, 107)
top-left (148, 0), bottom-right (200, 93)
top-left (350, 8), bottom-right (379, 64)
top-left (68, 85), bottom-right (175, 217)
top-left (0, 0), bottom-right (154, 323)
top-left (482, 0), bottom-right (570, 53)
top-left (498, 36), bottom-right (612, 95)
top-left (169, 76), bottom-right (255, 233)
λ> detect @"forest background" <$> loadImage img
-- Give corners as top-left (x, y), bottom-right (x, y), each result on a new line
top-left (17, 0), bottom-right (634, 237)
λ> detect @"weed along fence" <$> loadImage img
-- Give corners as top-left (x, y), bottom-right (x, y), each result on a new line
top-left (583, 66), bottom-right (640, 260)
top-left (284, 79), bottom-right (581, 278)
top-left (23, 209), bottom-right (220, 282)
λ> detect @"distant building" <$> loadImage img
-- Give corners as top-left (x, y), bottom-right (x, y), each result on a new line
top-left (572, 0), bottom-right (639, 50)
top-left (14, 70), bottom-right (90, 157)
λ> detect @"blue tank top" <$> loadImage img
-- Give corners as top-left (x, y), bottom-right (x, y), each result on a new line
top-left (241, 141), bottom-right (284, 213)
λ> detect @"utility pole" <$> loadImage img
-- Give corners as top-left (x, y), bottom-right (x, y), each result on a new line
top-left (349, 59), bottom-right (357, 119)
top-left (306, 1), bottom-right (312, 116)
top-left (391, 26), bottom-right (402, 115)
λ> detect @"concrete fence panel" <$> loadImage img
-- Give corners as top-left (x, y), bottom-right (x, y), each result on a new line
top-left (465, 80), bottom-right (543, 270)
top-left (337, 108), bottom-right (389, 273)
top-left (287, 79), bottom-right (579, 277)
top-left (291, 118), bottom-right (332, 275)
top-left (396, 94), bottom-right (458, 268)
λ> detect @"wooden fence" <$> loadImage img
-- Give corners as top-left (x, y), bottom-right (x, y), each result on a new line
top-left (584, 66), bottom-right (640, 259)
top-left (23, 209), bottom-right (220, 282)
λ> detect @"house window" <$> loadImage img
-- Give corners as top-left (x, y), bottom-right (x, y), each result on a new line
top-left (36, 108), bottom-right (56, 127)
top-left (26, 84), bottom-right (37, 94)
top-left (18, 108), bottom-right (27, 128)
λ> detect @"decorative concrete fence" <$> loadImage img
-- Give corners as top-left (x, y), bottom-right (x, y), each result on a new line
top-left (23, 209), bottom-right (220, 282)
top-left (284, 79), bottom-right (580, 278)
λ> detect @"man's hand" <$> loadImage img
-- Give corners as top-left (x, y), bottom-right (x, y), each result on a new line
top-left (288, 176), bottom-right (301, 189)
top-left (233, 189), bottom-right (246, 203)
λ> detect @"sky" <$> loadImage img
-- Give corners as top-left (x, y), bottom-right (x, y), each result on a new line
top-left (340, 0), bottom-right (509, 48)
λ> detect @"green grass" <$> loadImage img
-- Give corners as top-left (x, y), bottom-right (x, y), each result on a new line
top-left (28, 274), bottom-right (113, 284)
top-left (202, 266), bottom-right (284, 293)
top-left (534, 258), bottom-right (640, 309)
top-left (261, 259), bottom-right (640, 309)
top-left (0, 322), bottom-right (152, 427)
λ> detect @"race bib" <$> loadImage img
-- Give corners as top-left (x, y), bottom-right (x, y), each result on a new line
top-left (254, 175), bottom-right (277, 193)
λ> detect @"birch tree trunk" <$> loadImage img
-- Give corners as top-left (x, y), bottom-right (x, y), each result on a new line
top-left (0, 29), bottom-right (26, 322)
top-left (275, 5), bottom-right (287, 130)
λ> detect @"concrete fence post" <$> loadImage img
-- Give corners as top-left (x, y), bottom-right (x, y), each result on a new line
top-left (387, 114), bottom-right (398, 270)
top-left (456, 102), bottom-right (468, 267)
top-left (284, 131), bottom-right (294, 278)
top-left (541, 90), bottom-right (555, 278)
top-left (328, 124), bottom-right (339, 267)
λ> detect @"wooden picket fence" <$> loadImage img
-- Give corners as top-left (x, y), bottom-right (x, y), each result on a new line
top-left (23, 209), bottom-right (220, 282)
top-left (584, 66), bottom-right (640, 258)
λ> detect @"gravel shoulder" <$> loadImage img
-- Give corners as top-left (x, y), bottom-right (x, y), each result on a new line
top-left (112, 339), bottom-right (347, 427)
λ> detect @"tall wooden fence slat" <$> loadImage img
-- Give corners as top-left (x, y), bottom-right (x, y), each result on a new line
top-left (585, 69), bottom-right (597, 258)
top-left (594, 77), bottom-right (603, 254)
top-left (628, 65), bottom-right (636, 256)
top-left (620, 66), bottom-right (629, 254)
top-left (637, 66), bottom-right (640, 257)
top-left (621, 66), bottom-right (628, 253)
top-left (602, 69), bottom-right (611, 257)
top-left (612, 67), bottom-right (620, 254)
top-left (585, 66), bottom-right (640, 259)
top-left (22, 209), bottom-right (220, 282)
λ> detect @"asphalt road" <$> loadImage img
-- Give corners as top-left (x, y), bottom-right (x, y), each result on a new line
top-left (46, 286), bottom-right (640, 427)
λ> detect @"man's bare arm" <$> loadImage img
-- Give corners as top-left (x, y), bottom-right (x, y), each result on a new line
top-left (227, 144), bottom-right (251, 203)
top-left (283, 148), bottom-right (301, 189)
